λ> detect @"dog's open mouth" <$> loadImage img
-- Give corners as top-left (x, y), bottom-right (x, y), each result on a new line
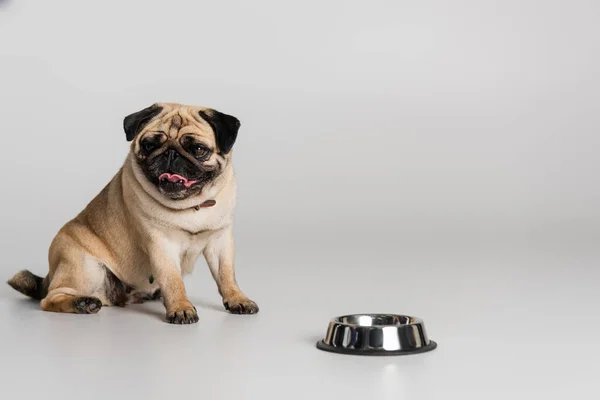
top-left (158, 173), bottom-right (198, 189)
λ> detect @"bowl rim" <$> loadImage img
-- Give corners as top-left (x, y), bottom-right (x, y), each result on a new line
top-left (330, 313), bottom-right (424, 328)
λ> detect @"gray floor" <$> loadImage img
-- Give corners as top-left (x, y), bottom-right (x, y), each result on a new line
top-left (2, 235), bottom-right (598, 400)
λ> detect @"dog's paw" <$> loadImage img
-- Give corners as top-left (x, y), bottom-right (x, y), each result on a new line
top-left (224, 297), bottom-right (259, 315)
top-left (74, 296), bottom-right (102, 314)
top-left (166, 304), bottom-right (199, 324)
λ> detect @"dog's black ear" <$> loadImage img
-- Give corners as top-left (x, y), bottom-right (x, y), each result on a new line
top-left (123, 104), bottom-right (163, 141)
top-left (198, 109), bottom-right (240, 154)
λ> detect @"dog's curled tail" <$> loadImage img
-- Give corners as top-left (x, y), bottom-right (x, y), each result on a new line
top-left (7, 270), bottom-right (48, 300)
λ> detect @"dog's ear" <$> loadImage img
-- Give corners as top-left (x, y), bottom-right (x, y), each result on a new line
top-left (123, 104), bottom-right (163, 141)
top-left (198, 109), bottom-right (240, 154)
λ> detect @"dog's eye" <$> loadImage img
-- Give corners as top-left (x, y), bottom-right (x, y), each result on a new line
top-left (142, 141), bottom-right (157, 153)
top-left (193, 145), bottom-right (210, 158)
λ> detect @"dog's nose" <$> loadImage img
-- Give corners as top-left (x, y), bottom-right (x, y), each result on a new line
top-left (166, 149), bottom-right (178, 168)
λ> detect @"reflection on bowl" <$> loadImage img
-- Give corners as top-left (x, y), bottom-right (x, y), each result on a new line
top-left (316, 313), bottom-right (437, 356)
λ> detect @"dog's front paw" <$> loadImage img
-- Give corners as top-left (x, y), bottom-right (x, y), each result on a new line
top-left (224, 296), bottom-right (259, 315)
top-left (166, 304), bottom-right (199, 324)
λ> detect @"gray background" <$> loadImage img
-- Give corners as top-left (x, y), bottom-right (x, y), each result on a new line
top-left (0, 1), bottom-right (598, 399)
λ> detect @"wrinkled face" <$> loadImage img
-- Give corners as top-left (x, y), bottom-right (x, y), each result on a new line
top-left (123, 103), bottom-right (240, 200)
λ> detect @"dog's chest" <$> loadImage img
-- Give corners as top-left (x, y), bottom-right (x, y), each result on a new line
top-left (152, 206), bottom-right (232, 274)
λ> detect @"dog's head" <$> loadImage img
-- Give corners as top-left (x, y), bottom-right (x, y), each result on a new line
top-left (123, 103), bottom-right (240, 200)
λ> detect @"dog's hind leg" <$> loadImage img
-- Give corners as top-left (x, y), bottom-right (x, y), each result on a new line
top-left (40, 251), bottom-right (109, 315)
top-left (41, 289), bottom-right (103, 314)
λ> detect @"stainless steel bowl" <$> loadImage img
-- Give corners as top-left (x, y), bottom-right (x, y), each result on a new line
top-left (316, 314), bottom-right (437, 356)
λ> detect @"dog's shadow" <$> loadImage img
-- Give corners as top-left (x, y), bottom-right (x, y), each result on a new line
top-left (124, 296), bottom-right (225, 321)
top-left (6, 295), bottom-right (224, 322)
top-left (187, 297), bottom-right (225, 313)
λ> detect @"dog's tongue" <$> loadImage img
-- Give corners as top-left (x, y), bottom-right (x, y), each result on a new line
top-left (159, 173), bottom-right (198, 188)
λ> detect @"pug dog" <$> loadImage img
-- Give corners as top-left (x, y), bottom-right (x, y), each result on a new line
top-left (7, 103), bottom-right (258, 324)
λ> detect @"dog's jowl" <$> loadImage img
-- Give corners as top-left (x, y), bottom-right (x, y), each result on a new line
top-left (7, 103), bottom-right (258, 324)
